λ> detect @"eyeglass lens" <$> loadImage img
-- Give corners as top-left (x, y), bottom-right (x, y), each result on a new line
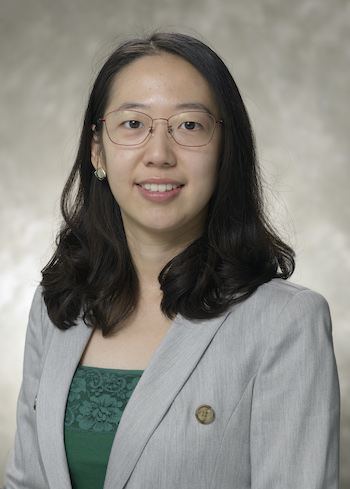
top-left (104, 110), bottom-right (217, 147)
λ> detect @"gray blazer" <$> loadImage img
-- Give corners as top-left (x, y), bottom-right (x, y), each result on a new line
top-left (4, 279), bottom-right (340, 488)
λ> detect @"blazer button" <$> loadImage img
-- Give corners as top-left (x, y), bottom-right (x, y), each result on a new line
top-left (195, 405), bottom-right (215, 424)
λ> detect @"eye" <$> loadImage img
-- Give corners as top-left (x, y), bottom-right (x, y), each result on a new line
top-left (123, 120), bottom-right (144, 129)
top-left (179, 121), bottom-right (202, 131)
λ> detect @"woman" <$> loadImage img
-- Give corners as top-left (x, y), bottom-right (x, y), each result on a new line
top-left (4, 32), bottom-right (339, 489)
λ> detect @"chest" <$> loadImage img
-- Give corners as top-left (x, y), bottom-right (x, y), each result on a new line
top-left (80, 308), bottom-right (172, 370)
top-left (35, 303), bottom-right (268, 489)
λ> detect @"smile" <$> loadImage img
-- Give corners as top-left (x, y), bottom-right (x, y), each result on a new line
top-left (140, 183), bottom-right (182, 192)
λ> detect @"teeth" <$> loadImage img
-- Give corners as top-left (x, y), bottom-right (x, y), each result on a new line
top-left (142, 183), bottom-right (180, 192)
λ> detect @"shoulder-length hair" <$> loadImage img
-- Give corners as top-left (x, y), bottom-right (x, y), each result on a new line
top-left (41, 31), bottom-right (295, 336)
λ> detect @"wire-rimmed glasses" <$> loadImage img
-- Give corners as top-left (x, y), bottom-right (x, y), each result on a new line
top-left (97, 110), bottom-right (223, 147)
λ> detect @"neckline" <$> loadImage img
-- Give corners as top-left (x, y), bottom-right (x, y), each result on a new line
top-left (77, 364), bottom-right (144, 375)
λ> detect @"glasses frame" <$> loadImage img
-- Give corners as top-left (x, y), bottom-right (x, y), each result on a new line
top-left (97, 109), bottom-right (223, 148)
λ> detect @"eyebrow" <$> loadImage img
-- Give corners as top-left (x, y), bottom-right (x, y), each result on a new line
top-left (116, 103), bottom-right (148, 111)
top-left (116, 102), bottom-right (213, 114)
top-left (175, 103), bottom-right (213, 114)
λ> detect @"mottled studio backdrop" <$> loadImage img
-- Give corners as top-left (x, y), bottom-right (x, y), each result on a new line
top-left (0, 0), bottom-right (349, 486)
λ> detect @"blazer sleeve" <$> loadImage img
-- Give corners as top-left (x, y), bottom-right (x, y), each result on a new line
top-left (250, 289), bottom-right (340, 489)
top-left (4, 286), bottom-right (51, 489)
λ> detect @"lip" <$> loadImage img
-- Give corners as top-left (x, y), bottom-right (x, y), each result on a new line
top-left (136, 178), bottom-right (184, 202)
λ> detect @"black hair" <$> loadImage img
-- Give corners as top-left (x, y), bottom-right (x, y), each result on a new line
top-left (41, 32), bottom-right (294, 335)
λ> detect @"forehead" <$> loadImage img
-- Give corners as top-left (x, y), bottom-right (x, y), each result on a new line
top-left (106, 53), bottom-right (219, 115)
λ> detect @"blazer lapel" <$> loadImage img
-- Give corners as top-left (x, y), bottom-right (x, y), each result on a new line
top-left (36, 319), bottom-right (93, 489)
top-left (103, 312), bottom-right (230, 489)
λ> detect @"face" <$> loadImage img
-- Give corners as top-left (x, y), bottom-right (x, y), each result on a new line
top-left (91, 54), bottom-right (222, 245)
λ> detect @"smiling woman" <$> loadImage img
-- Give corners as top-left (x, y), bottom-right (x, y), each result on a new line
top-left (4, 32), bottom-right (339, 489)
top-left (91, 54), bottom-right (221, 245)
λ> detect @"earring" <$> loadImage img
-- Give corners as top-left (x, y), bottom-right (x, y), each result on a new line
top-left (94, 168), bottom-right (107, 181)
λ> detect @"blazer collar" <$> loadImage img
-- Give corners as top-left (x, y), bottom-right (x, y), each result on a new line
top-left (103, 311), bottom-right (230, 489)
top-left (36, 320), bottom-right (93, 489)
top-left (35, 310), bottom-right (230, 489)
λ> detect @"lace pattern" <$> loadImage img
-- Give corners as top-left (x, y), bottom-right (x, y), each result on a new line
top-left (64, 366), bottom-right (143, 434)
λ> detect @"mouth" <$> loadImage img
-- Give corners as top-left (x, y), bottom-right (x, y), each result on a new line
top-left (137, 183), bottom-right (184, 193)
top-left (136, 181), bottom-right (184, 202)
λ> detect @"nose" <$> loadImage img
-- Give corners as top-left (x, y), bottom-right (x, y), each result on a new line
top-left (143, 119), bottom-right (177, 167)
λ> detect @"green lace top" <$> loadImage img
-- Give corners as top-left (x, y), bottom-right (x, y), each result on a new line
top-left (64, 365), bottom-right (144, 489)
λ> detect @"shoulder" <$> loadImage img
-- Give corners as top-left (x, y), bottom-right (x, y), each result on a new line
top-left (27, 285), bottom-right (50, 333)
top-left (250, 278), bottom-right (330, 317)
top-left (25, 285), bottom-right (90, 353)
top-left (29, 284), bottom-right (46, 321)
top-left (254, 280), bottom-right (333, 347)
top-left (24, 285), bottom-right (57, 356)
top-left (221, 279), bottom-right (332, 347)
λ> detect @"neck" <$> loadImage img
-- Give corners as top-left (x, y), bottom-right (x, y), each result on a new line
top-left (125, 227), bottom-right (200, 296)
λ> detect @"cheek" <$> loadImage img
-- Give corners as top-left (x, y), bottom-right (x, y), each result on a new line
top-left (104, 149), bottom-right (131, 184)
top-left (102, 160), bottom-right (126, 203)
top-left (196, 152), bottom-right (220, 190)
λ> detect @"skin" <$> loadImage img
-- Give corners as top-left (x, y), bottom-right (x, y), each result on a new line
top-left (84, 54), bottom-right (222, 368)
top-left (91, 54), bottom-right (221, 252)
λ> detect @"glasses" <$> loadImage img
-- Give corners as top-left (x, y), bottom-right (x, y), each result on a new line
top-left (97, 110), bottom-right (223, 147)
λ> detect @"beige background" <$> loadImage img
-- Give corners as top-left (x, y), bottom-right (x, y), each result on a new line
top-left (0, 0), bottom-right (349, 486)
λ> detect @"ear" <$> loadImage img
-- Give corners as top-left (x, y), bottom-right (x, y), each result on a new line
top-left (91, 125), bottom-right (104, 170)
